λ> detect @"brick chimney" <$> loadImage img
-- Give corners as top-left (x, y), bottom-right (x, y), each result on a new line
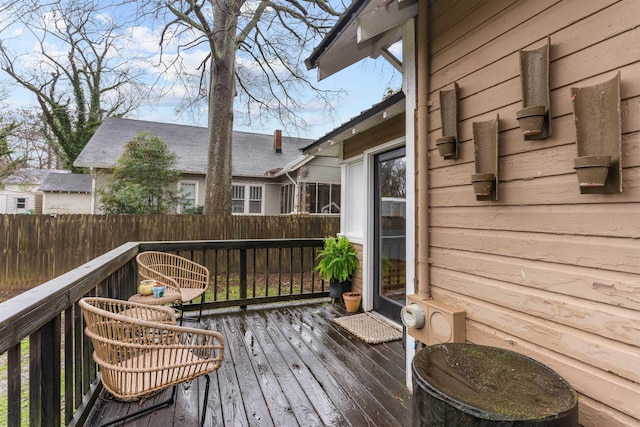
top-left (274, 129), bottom-right (282, 153)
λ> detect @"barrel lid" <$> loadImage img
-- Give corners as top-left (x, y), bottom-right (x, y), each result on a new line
top-left (412, 343), bottom-right (578, 421)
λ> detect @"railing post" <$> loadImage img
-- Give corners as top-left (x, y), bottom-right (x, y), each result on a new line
top-left (8, 344), bottom-right (21, 427)
top-left (30, 317), bottom-right (61, 427)
top-left (240, 248), bottom-right (247, 309)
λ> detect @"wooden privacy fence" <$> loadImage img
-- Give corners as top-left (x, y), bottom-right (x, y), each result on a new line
top-left (0, 214), bottom-right (340, 291)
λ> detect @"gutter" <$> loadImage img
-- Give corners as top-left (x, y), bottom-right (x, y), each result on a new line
top-left (416, 0), bottom-right (430, 299)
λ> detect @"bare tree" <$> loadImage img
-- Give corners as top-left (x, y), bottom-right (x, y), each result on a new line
top-left (0, 0), bottom-right (156, 171)
top-left (0, 117), bottom-right (23, 181)
top-left (2, 109), bottom-right (60, 169)
top-left (159, 0), bottom-right (341, 215)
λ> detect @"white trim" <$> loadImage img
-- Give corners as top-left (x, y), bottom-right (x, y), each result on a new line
top-left (178, 180), bottom-right (199, 213)
top-left (363, 136), bottom-right (406, 313)
top-left (231, 183), bottom-right (265, 215)
top-left (402, 18), bottom-right (418, 389)
top-left (340, 136), bottom-right (407, 314)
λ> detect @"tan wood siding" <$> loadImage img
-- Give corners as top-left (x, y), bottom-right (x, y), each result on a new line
top-left (343, 113), bottom-right (406, 160)
top-left (426, 0), bottom-right (640, 425)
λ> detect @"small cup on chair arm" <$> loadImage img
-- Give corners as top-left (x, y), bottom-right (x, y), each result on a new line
top-left (153, 285), bottom-right (166, 298)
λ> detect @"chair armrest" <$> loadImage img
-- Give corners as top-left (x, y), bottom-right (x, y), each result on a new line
top-left (117, 299), bottom-right (177, 324)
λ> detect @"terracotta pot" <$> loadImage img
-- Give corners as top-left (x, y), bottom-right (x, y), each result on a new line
top-left (343, 292), bottom-right (362, 313)
top-left (574, 155), bottom-right (611, 187)
top-left (471, 173), bottom-right (495, 196)
top-left (435, 136), bottom-right (456, 158)
top-left (517, 105), bottom-right (546, 136)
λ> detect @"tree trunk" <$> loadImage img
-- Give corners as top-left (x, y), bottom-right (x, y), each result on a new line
top-left (204, 0), bottom-right (240, 215)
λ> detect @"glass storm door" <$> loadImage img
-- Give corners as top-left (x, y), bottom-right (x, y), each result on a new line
top-left (373, 146), bottom-right (406, 323)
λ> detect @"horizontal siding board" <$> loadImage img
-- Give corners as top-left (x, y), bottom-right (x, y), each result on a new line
top-left (430, 0), bottom-right (640, 104)
top-left (430, 205), bottom-right (640, 238)
top-left (430, 228), bottom-right (640, 275)
top-left (430, 0), bottom-right (520, 55)
top-left (430, 247), bottom-right (640, 310)
top-left (431, 268), bottom-right (640, 347)
top-left (437, 290), bottom-right (640, 385)
top-left (431, 0), bottom-right (560, 75)
top-left (577, 394), bottom-right (640, 427)
top-left (430, 134), bottom-right (640, 185)
top-left (429, 62), bottom-right (640, 155)
top-left (429, 171), bottom-right (640, 207)
top-left (430, 0), bottom-right (616, 90)
top-left (302, 165), bottom-right (341, 184)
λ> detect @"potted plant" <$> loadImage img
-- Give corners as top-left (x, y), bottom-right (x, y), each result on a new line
top-left (315, 235), bottom-right (359, 298)
top-left (342, 292), bottom-right (362, 312)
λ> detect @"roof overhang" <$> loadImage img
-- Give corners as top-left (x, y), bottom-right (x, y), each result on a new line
top-left (303, 91), bottom-right (406, 155)
top-left (306, 0), bottom-right (418, 80)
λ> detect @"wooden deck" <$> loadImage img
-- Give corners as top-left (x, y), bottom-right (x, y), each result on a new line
top-left (86, 300), bottom-right (413, 426)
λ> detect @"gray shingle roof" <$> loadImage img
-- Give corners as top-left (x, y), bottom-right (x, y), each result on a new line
top-left (73, 118), bottom-right (313, 177)
top-left (2, 168), bottom-right (53, 185)
top-left (38, 173), bottom-right (92, 193)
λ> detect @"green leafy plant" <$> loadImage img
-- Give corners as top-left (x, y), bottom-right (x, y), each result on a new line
top-left (99, 132), bottom-right (182, 214)
top-left (315, 235), bottom-right (359, 282)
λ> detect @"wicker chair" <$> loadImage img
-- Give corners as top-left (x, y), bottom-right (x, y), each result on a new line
top-left (137, 251), bottom-right (210, 321)
top-left (79, 297), bottom-right (224, 427)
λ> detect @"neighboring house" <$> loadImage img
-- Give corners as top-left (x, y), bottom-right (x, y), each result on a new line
top-left (73, 117), bottom-right (341, 215)
top-left (0, 168), bottom-right (54, 214)
top-left (306, 0), bottom-right (640, 425)
top-left (38, 173), bottom-right (92, 214)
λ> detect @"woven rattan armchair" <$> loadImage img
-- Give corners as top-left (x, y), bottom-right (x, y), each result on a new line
top-left (79, 297), bottom-right (224, 427)
top-left (137, 251), bottom-right (210, 320)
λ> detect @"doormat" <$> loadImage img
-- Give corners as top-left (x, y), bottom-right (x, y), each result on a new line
top-left (333, 312), bottom-right (402, 344)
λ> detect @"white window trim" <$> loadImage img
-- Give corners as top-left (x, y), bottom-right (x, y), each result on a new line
top-left (16, 197), bottom-right (27, 210)
top-left (232, 183), bottom-right (264, 215)
top-left (178, 180), bottom-right (199, 213)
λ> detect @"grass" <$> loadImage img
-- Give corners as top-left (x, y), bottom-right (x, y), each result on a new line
top-left (206, 272), bottom-right (324, 301)
top-left (0, 341), bottom-right (30, 426)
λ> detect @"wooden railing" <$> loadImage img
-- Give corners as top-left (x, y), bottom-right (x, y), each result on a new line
top-left (0, 239), bottom-right (328, 427)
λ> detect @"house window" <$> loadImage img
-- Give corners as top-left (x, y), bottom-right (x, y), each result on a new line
top-left (232, 184), bottom-right (264, 214)
top-left (280, 184), bottom-right (294, 213)
top-left (305, 183), bottom-right (340, 214)
top-left (232, 185), bottom-right (245, 213)
top-left (249, 186), bottom-right (262, 214)
top-left (16, 198), bottom-right (26, 209)
top-left (179, 182), bottom-right (197, 212)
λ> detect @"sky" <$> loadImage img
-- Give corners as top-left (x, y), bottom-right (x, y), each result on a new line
top-left (0, 1), bottom-right (402, 142)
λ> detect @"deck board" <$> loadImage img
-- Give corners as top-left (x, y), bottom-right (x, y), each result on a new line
top-left (86, 301), bottom-right (412, 426)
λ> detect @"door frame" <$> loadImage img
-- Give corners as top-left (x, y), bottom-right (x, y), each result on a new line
top-left (372, 145), bottom-right (407, 323)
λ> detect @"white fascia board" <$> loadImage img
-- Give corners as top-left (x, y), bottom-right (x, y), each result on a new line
top-left (356, 0), bottom-right (418, 43)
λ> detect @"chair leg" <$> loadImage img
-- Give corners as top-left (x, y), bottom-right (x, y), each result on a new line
top-left (99, 386), bottom-right (176, 427)
top-left (200, 374), bottom-right (211, 427)
top-left (198, 294), bottom-right (205, 321)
